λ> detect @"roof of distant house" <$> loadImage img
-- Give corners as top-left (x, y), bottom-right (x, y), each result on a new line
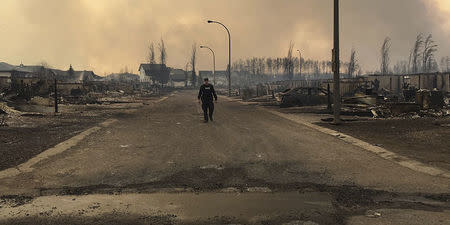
top-left (170, 69), bottom-right (186, 81)
top-left (50, 69), bottom-right (102, 82)
top-left (0, 62), bottom-right (104, 82)
top-left (139, 64), bottom-right (167, 75)
top-left (17, 64), bottom-right (45, 73)
top-left (0, 62), bottom-right (31, 73)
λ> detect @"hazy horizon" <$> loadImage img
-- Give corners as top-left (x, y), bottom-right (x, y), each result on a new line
top-left (0, 0), bottom-right (449, 75)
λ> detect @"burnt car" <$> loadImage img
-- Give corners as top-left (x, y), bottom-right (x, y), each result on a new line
top-left (279, 87), bottom-right (329, 108)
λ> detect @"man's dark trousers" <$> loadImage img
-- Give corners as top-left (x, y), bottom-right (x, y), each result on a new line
top-left (202, 101), bottom-right (214, 122)
top-left (198, 83), bottom-right (217, 122)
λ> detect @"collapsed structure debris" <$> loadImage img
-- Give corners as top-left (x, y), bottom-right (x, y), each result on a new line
top-left (0, 61), bottom-right (189, 127)
top-left (0, 108), bottom-right (6, 126)
top-left (0, 102), bottom-right (21, 126)
top-left (367, 89), bottom-right (448, 118)
top-left (416, 89), bottom-right (445, 109)
top-left (239, 73), bottom-right (450, 120)
top-left (0, 102), bottom-right (22, 116)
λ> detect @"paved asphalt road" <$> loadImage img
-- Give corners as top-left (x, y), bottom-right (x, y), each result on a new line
top-left (0, 90), bottom-right (449, 225)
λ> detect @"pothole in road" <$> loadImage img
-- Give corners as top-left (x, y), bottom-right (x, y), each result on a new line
top-left (2, 190), bottom-right (449, 225)
top-left (2, 165), bottom-right (449, 225)
top-left (0, 192), bottom-right (335, 225)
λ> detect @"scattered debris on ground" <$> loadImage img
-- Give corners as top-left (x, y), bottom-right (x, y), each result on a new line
top-left (240, 80), bottom-right (449, 120)
top-left (0, 89), bottom-right (173, 171)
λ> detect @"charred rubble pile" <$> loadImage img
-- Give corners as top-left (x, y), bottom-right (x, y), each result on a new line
top-left (0, 80), bottom-right (158, 127)
top-left (239, 82), bottom-right (449, 119)
top-left (343, 88), bottom-right (449, 119)
top-left (240, 84), bottom-right (329, 108)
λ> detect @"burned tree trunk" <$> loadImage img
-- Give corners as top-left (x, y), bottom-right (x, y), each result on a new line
top-left (191, 43), bottom-right (197, 87)
top-left (380, 37), bottom-right (391, 75)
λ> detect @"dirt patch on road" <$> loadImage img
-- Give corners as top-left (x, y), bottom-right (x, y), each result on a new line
top-left (2, 182), bottom-right (449, 225)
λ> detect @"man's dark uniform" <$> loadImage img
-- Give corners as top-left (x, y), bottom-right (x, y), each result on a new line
top-left (198, 83), bottom-right (217, 122)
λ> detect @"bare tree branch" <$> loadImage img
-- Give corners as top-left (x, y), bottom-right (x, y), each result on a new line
top-left (284, 41), bottom-right (295, 80)
top-left (410, 34), bottom-right (423, 73)
top-left (422, 34), bottom-right (438, 73)
top-left (347, 48), bottom-right (358, 77)
top-left (158, 38), bottom-right (167, 65)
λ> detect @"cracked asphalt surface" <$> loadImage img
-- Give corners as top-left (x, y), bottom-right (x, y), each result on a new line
top-left (0, 90), bottom-right (449, 225)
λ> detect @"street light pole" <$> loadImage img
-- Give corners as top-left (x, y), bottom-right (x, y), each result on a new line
top-left (200, 45), bottom-right (216, 86)
top-left (332, 0), bottom-right (341, 124)
top-left (208, 20), bottom-right (231, 96)
top-left (297, 50), bottom-right (302, 77)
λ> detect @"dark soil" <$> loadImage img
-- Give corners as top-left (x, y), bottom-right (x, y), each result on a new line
top-left (317, 117), bottom-right (450, 170)
top-left (0, 115), bottom-right (103, 171)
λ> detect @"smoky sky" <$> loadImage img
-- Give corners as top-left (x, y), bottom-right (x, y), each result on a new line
top-left (0, 0), bottom-right (448, 75)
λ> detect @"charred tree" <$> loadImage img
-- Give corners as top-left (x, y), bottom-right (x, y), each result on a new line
top-left (380, 37), bottom-right (391, 75)
top-left (284, 41), bottom-right (295, 80)
top-left (158, 38), bottom-right (169, 87)
top-left (409, 34), bottom-right (423, 74)
top-left (347, 48), bottom-right (358, 77)
top-left (422, 34), bottom-right (438, 73)
top-left (191, 43), bottom-right (197, 87)
top-left (149, 43), bottom-right (156, 64)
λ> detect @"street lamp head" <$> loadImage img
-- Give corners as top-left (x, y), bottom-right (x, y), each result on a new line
top-left (200, 45), bottom-right (205, 48)
top-left (207, 20), bottom-right (214, 23)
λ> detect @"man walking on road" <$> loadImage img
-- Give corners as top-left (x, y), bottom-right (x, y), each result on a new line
top-left (198, 78), bottom-right (217, 123)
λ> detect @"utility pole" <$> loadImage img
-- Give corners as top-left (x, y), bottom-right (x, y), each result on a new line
top-left (51, 70), bottom-right (58, 114)
top-left (327, 83), bottom-right (332, 111)
top-left (332, 0), bottom-right (341, 124)
top-left (54, 78), bottom-right (58, 113)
